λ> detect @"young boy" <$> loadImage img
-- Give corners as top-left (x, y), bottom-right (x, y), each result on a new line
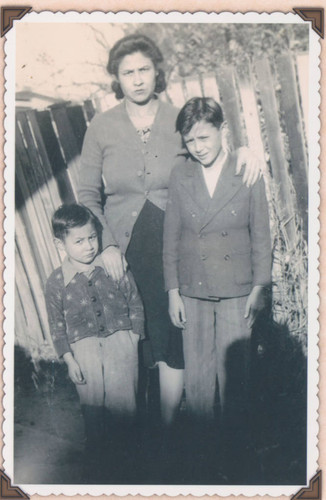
top-left (45, 204), bottom-right (144, 461)
top-left (163, 97), bottom-right (271, 423)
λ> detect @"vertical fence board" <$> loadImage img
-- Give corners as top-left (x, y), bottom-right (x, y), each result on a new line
top-left (83, 99), bottom-right (96, 123)
top-left (16, 112), bottom-right (59, 242)
top-left (202, 74), bottom-right (220, 101)
top-left (66, 105), bottom-right (88, 152)
top-left (183, 77), bottom-right (202, 100)
top-left (254, 57), bottom-right (296, 246)
top-left (237, 65), bottom-right (265, 161)
top-left (15, 243), bottom-right (45, 350)
top-left (26, 110), bottom-right (63, 209)
top-left (35, 110), bottom-right (76, 204)
top-left (216, 66), bottom-right (244, 150)
top-left (15, 283), bottom-right (28, 348)
top-left (276, 53), bottom-right (308, 237)
top-left (50, 103), bottom-right (81, 162)
top-left (296, 53), bottom-right (309, 139)
top-left (166, 80), bottom-right (186, 108)
top-left (16, 129), bottom-right (59, 277)
top-left (16, 209), bottom-right (56, 343)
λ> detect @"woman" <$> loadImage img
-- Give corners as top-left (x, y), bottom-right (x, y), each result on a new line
top-left (78, 34), bottom-right (260, 426)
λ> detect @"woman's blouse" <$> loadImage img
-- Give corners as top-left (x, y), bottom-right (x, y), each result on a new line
top-left (78, 100), bottom-right (184, 254)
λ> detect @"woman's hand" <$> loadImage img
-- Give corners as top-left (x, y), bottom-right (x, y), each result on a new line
top-left (168, 289), bottom-right (186, 329)
top-left (236, 146), bottom-right (264, 187)
top-left (244, 285), bottom-right (266, 329)
top-left (101, 246), bottom-right (127, 281)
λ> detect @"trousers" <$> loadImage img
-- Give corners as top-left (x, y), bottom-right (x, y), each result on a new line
top-left (70, 330), bottom-right (139, 446)
top-left (182, 295), bottom-right (251, 421)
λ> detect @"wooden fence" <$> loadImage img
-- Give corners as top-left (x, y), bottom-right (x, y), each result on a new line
top-left (14, 51), bottom-right (309, 359)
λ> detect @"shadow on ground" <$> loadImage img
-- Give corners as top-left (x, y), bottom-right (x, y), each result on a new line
top-left (14, 316), bottom-right (306, 485)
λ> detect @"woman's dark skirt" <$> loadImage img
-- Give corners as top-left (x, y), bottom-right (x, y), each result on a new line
top-left (125, 200), bottom-right (184, 369)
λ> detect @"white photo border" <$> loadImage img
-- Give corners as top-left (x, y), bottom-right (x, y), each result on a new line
top-left (3, 9), bottom-right (320, 497)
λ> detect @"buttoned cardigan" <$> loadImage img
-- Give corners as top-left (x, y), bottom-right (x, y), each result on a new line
top-left (78, 100), bottom-right (183, 253)
top-left (45, 258), bottom-right (144, 358)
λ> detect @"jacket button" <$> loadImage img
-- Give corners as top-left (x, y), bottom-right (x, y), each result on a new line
top-left (91, 296), bottom-right (96, 302)
top-left (198, 282), bottom-right (202, 286)
top-left (201, 255), bottom-right (207, 260)
top-left (231, 210), bottom-right (237, 216)
top-left (132, 211), bottom-right (137, 217)
top-left (222, 231), bottom-right (228, 237)
top-left (137, 170), bottom-right (143, 177)
top-left (96, 310), bottom-right (102, 317)
top-left (192, 213), bottom-right (196, 218)
top-left (99, 325), bottom-right (105, 332)
top-left (224, 255), bottom-right (230, 261)
top-left (145, 190), bottom-right (149, 196)
top-left (125, 231), bottom-right (130, 237)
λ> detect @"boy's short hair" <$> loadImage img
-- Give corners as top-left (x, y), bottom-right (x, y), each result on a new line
top-left (52, 204), bottom-right (101, 241)
top-left (176, 97), bottom-right (224, 137)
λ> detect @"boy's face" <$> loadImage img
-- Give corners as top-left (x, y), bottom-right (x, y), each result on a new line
top-left (183, 120), bottom-right (223, 168)
top-left (58, 222), bottom-right (99, 267)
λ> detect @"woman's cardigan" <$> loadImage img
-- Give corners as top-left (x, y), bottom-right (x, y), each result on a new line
top-left (78, 100), bottom-right (183, 253)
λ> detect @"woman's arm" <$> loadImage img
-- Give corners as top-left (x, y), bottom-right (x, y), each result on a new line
top-left (78, 118), bottom-right (127, 280)
top-left (78, 118), bottom-right (117, 249)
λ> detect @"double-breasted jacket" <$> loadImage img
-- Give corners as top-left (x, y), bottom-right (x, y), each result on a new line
top-left (163, 151), bottom-right (272, 300)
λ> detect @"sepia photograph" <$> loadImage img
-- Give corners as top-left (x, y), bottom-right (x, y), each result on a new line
top-left (3, 10), bottom-right (319, 497)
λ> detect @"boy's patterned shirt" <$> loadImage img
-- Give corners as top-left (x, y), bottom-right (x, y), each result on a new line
top-left (45, 258), bottom-right (144, 358)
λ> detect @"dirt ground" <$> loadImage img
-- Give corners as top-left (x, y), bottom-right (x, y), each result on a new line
top-left (13, 319), bottom-right (307, 486)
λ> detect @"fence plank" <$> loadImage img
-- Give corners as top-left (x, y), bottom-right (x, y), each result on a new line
top-left (201, 74), bottom-right (220, 101)
top-left (83, 99), bottom-right (96, 123)
top-left (16, 126), bottom-right (59, 277)
top-left (296, 53), bottom-right (309, 139)
top-left (66, 105), bottom-right (88, 152)
top-left (165, 80), bottom-right (186, 108)
top-left (276, 53), bottom-right (308, 237)
top-left (26, 110), bottom-right (63, 209)
top-left (15, 242), bottom-right (45, 352)
top-left (183, 76), bottom-right (202, 100)
top-left (254, 57), bottom-right (296, 246)
top-left (16, 112), bottom-right (59, 233)
top-left (50, 103), bottom-right (81, 162)
top-left (15, 283), bottom-right (28, 348)
top-left (15, 211), bottom-right (53, 345)
top-left (34, 110), bottom-right (76, 204)
top-left (216, 66), bottom-right (244, 150)
top-left (237, 65), bottom-right (265, 161)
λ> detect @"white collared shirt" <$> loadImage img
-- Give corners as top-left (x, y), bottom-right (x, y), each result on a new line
top-left (201, 152), bottom-right (228, 198)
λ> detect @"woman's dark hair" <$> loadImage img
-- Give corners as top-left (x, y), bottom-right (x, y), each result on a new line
top-left (52, 204), bottom-right (102, 241)
top-left (176, 97), bottom-right (224, 137)
top-left (107, 34), bottom-right (166, 99)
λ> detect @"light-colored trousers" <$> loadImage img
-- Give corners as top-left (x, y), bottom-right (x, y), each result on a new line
top-left (70, 330), bottom-right (139, 418)
top-left (182, 295), bottom-right (251, 421)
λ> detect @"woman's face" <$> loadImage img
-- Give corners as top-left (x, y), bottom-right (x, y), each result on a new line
top-left (117, 51), bottom-right (157, 104)
top-left (183, 120), bottom-right (223, 168)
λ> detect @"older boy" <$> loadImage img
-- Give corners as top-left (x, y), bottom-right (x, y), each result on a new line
top-left (163, 97), bottom-right (271, 421)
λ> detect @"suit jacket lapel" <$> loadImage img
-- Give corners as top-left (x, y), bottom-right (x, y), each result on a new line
top-left (179, 160), bottom-right (211, 213)
top-left (201, 154), bottom-right (244, 229)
